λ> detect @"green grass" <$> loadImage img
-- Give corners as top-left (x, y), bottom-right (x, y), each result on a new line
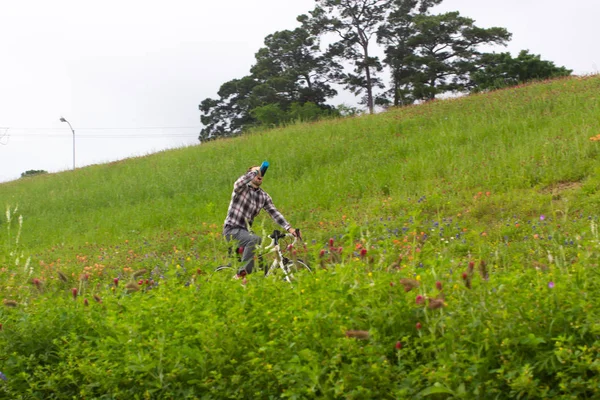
top-left (1, 75), bottom-right (600, 398)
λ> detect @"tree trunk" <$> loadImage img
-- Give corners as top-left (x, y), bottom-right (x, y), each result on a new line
top-left (365, 64), bottom-right (374, 114)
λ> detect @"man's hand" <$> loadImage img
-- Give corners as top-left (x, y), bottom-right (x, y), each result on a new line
top-left (288, 227), bottom-right (299, 238)
top-left (251, 166), bottom-right (262, 177)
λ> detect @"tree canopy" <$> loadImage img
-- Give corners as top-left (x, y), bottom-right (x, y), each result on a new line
top-left (198, 0), bottom-right (572, 141)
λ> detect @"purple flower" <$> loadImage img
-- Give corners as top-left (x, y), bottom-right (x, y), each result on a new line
top-left (548, 281), bottom-right (555, 289)
top-left (540, 215), bottom-right (546, 221)
top-left (0, 371), bottom-right (7, 381)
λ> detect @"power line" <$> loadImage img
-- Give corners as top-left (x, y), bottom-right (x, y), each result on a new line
top-left (0, 125), bottom-right (201, 139)
top-left (1, 126), bottom-right (201, 130)
top-left (6, 134), bottom-right (198, 137)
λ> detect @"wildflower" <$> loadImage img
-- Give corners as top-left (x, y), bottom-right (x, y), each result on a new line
top-left (345, 330), bottom-right (370, 340)
top-left (125, 282), bottom-right (140, 293)
top-left (33, 278), bottom-right (42, 291)
top-left (71, 288), bottom-right (78, 299)
top-left (360, 248), bottom-right (367, 257)
top-left (428, 298), bottom-right (445, 309)
top-left (84, 298), bottom-right (89, 306)
top-left (0, 371), bottom-right (6, 381)
top-left (462, 272), bottom-right (472, 289)
top-left (389, 282), bottom-right (395, 287)
top-left (479, 260), bottom-right (489, 280)
top-left (435, 281), bottom-right (443, 291)
top-left (415, 295), bottom-right (425, 305)
top-left (113, 278), bottom-right (119, 287)
top-left (548, 281), bottom-right (555, 289)
top-left (399, 278), bottom-right (419, 292)
top-left (540, 215), bottom-right (546, 221)
top-left (329, 238), bottom-right (334, 247)
top-left (416, 322), bottom-right (422, 330)
top-left (395, 341), bottom-right (402, 350)
top-left (132, 269), bottom-right (147, 278)
top-left (138, 279), bottom-right (144, 286)
top-left (319, 249), bottom-right (326, 258)
top-left (468, 261), bottom-right (475, 273)
top-left (57, 271), bottom-right (69, 283)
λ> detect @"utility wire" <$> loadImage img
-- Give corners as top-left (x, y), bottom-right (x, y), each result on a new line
top-left (1, 126), bottom-right (201, 130)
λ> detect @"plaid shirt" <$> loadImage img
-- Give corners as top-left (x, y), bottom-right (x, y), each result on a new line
top-left (223, 170), bottom-right (290, 233)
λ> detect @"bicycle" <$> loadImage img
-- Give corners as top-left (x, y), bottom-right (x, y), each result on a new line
top-left (214, 229), bottom-right (311, 282)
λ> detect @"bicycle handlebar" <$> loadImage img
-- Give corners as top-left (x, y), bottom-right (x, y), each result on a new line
top-left (266, 229), bottom-right (301, 249)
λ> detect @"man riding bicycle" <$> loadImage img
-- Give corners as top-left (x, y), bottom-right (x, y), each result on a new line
top-left (223, 165), bottom-right (298, 278)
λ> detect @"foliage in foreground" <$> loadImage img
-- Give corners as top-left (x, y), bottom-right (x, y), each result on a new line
top-left (2, 76), bottom-right (600, 398)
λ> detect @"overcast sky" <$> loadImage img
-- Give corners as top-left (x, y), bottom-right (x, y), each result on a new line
top-left (1, 0), bottom-right (598, 183)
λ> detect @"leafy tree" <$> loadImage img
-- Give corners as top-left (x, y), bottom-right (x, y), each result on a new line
top-left (299, 0), bottom-right (392, 114)
top-left (198, 76), bottom-right (259, 141)
top-left (250, 103), bottom-right (289, 127)
top-left (377, 0), bottom-right (442, 106)
top-left (470, 50), bottom-right (572, 91)
top-left (198, 27), bottom-right (338, 141)
top-left (380, 10), bottom-right (511, 102)
top-left (251, 28), bottom-right (339, 108)
top-left (251, 101), bottom-right (337, 127)
top-left (20, 170), bottom-right (47, 178)
top-left (410, 12), bottom-right (511, 100)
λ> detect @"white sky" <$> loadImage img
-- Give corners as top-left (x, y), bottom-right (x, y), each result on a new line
top-left (1, 0), bottom-right (598, 183)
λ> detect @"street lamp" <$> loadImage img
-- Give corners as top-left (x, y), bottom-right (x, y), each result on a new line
top-left (60, 117), bottom-right (75, 170)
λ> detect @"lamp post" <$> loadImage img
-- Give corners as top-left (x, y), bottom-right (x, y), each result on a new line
top-left (60, 117), bottom-right (75, 170)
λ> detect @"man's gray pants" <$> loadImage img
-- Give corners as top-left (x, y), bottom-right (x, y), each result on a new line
top-left (223, 227), bottom-right (262, 275)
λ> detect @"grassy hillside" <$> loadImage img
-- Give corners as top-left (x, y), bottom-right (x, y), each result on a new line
top-left (1, 76), bottom-right (600, 398)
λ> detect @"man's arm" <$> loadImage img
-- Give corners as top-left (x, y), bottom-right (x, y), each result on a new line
top-left (233, 169), bottom-right (258, 194)
top-left (263, 194), bottom-right (292, 232)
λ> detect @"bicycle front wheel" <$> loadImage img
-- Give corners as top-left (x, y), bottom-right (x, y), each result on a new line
top-left (283, 259), bottom-right (311, 274)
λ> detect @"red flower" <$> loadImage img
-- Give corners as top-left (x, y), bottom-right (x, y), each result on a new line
top-left (416, 322), bottom-right (422, 330)
top-left (329, 238), bottom-right (334, 247)
top-left (389, 282), bottom-right (395, 287)
top-left (84, 298), bottom-right (89, 307)
top-left (462, 272), bottom-right (468, 280)
top-left (319, 249), bottom-right (326, 258)
top-left (435, 281), bottom-right (443, 291)
top-left (360, 248), bottom-right (367, 257)
top-left (113, 278), bottom-right (119, 287)
top-left (71, 288), bottom-right (78, 300)
top-left (138, 279), bottom-right (144, 285)
top-left (395, 341), bottom-right (402, 350)
top-left (415, 295), bottom-right (425, 305)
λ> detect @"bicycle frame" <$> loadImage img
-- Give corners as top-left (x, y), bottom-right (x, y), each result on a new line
top-left (261, 230), bottom-right (299, 283)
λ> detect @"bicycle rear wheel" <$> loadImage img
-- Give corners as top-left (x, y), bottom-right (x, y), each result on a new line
top-left (214, 264), bottom-right (235, 273)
